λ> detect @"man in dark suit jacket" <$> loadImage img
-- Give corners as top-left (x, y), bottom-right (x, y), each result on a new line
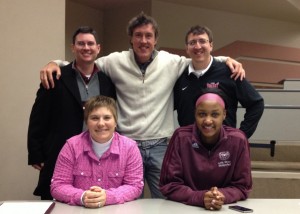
top-left (27, 26), bottom-right (116, 200)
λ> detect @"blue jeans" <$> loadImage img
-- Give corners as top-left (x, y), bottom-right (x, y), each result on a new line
top-left (136, 138), bottom-right (168, 198)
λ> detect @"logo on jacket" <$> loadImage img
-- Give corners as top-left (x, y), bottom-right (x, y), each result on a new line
top-left (219, 151), bottom-right (230, 160)
top-left (206, 82), bottom-right (219, 88)
top-left (192, 142), bottom-right (199, 149)
top-left (182, 86), bottom-right (188, 91)
top-left (218, 151), bottom-right (231, 167)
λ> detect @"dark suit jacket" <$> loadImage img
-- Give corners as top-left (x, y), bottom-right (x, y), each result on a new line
top-left (27, 63), bottom-right (116, 198)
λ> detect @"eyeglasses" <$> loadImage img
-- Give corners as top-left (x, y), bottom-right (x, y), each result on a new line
top-left (187, 39), bottom-right (209, 47)
top-left (75, 41), bottom-right (97, 48)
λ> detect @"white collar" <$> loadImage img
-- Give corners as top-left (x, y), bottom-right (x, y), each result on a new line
top-left (188, 56), bottom-right (213, 78)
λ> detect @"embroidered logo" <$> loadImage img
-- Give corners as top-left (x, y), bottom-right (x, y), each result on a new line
top-left (218, 151), bottom-right (231, 167)
top-left (192, 142), bottom-right (199, 149)
top-left (219, 151), bottom-right (230, 160)
top-left (206, 82), bottom-right (219, 88)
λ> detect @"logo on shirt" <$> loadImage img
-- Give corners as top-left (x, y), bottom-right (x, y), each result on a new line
top-left (206, 82), bottom-right (219, 88)
top-left (192, 142), bottom-right (199, 149)
top-left (218, 151), bottom-right (231, 167)
top-left (219, 151), bottom-right (230, 160)
top-left (182, 86), bottom-right (188, 91)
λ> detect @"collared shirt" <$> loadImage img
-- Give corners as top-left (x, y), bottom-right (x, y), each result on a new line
top-left (188, 55), bottom-right (213, 78)
top-left (51, 131), bottom-right (143, 206)
top-left (135, 51), bottom-right (156, 74)
top-left (72, 61), bottom-right (99, 84)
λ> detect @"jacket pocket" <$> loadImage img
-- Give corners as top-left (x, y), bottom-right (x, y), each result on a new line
top-left (107, 171), bottom-right (125, 186)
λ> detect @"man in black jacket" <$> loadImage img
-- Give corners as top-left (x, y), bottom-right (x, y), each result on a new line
top-left (27, 26), bottom-right (116, 199)
top-left (174, 25), bottom-right (264, 138)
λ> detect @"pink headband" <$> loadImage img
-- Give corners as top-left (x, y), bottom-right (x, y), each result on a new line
top-left (195, 93), bottom-right (225, 108)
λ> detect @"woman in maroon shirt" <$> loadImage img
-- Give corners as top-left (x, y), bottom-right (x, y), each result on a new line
top-left (160, 88), bottom-right (252, 210)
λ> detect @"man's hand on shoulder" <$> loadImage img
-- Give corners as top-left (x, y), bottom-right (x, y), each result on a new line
top-left (226, 57), bottom-right (245, 81)
top-left (40, 62), bottom-right (61, 89)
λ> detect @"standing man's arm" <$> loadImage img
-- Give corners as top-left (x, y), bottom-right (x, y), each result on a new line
top-left (236, 79), bottom-right (264, 138)
top-left (40, 57), bottom-right (105, 89)
top-left (40, 56), bottom-right (245, 88)
top-left (214, 56), bottom-right (245, 80)
top-left (28, 83), bottom-right (53, 169)
top-left (40, 60), bottom-right (68, 89)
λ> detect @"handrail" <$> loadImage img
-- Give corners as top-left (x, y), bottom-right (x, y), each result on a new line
top-left (250, 140), bottom-right (276, 157)
top-left (258, 89), bottom-right (300, 92)
top-left (238, 104), bottom-right (300, 109)
top-left (263, 105), bottom-right (300, 109)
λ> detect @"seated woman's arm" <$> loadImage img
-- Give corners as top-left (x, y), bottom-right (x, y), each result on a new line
top-left (104, 140), bottom-right (144, 205)
top-left (50, 141), bottom-right (86, 206)
top-left (217, 137), bottom-right (252, 204)
top-left (159, 131), bottom-right (207, 207)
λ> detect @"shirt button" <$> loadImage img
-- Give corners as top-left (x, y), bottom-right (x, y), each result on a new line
top-left (116, 173), bottom-right (119, 176)
top-left (98, 163), bottom-right (101, 165)
top-left (81, 172), bottom-right (84, 175)
top-left (98, 178), bottom-right (101, 181)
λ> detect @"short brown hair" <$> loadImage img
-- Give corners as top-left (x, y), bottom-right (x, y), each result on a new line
top-left (84, 95), bottom-right (117, 124)
top-left (185, 25), bottom-right (213, 44)
top-left (127, 12), bottom-right (159, 39)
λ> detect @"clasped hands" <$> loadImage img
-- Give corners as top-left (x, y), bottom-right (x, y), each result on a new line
top-left (204, 187), bottom-right (225, 211)
top-left (83, 186), bottom-right (106, 208)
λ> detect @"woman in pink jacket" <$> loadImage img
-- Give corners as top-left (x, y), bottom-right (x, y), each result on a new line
top-left (51, 95), bottom-right (143, 208)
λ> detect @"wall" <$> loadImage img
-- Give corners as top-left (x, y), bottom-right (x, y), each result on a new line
top-left (0, 0), bottom-right (65, 200)
top-left (65, 1), bottom-right (151, 58)
top-left (152, 0), bottom-right (300, 50)
top-left (238, 88), bottom-right (300, 142)
top-left (102, 1), bottom-right (151, 55)
top-left (65, 1), bottom-right (104, 61)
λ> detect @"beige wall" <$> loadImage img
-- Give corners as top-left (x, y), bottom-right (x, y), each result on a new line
top-left (65, 1), bottom-right (104, 61)
top-left (102, 0), bottom-right (151, 54)
top-left (0, 0), bottom-right (65, 200)
top-left (65, 0), bottom-right (151, 57)
top-left (152, 0), bottom-right (300, 50)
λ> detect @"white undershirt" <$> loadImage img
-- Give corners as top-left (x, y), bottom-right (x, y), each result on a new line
top-left (91, 134), bottom-right (114, 159)
top-left (188, 55), bottom-right (213, 78)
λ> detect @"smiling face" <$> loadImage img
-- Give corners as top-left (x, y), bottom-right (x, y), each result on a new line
top-left (87, 107), bottom-right (117, 144)
top-left (72, 33), bottom-right (100, 65)
top-left (195, 99), bottom-right (226, 144)
top-left (130, 24), bottom-right (157, 63)
top-left (186, 32), bottom-right (213, 69)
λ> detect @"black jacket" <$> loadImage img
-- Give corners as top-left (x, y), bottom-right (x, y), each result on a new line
top-left (174, 59), bottom-right (264, 138)
top-left (27, 63), bottom-right (116, 198)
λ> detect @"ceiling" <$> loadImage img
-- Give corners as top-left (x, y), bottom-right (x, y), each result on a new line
top-left (71, 0), bottom-right (300, 24)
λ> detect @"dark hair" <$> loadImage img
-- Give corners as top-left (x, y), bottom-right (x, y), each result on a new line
top-left (193, 88), bottom-right (228, 110)
top-left (84, 95), bottom-right (117, 124)
top-left (127, 12), bottom-right (159, 39)
top-left (72, 26), bottom-right (98, 44)
top-left (185, 25), bottom-right (213, 44)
